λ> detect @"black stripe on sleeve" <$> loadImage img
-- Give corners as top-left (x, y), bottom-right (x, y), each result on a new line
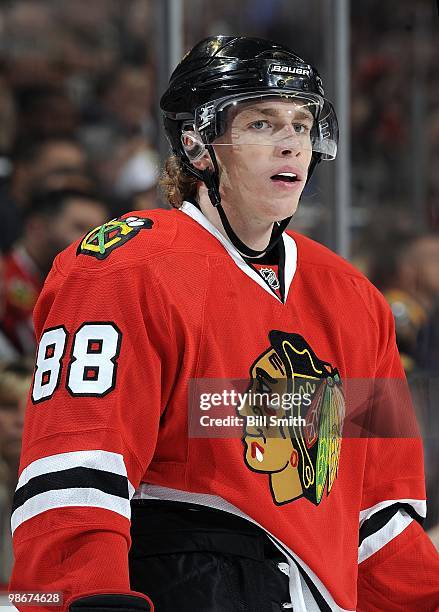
top-left (12, 467), bottom-right (129, 514)
top-left (359, 502), bottom-right (424, 546)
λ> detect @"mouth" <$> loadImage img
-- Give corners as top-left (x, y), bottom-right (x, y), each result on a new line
top-left (270, 172), bottom-right (300, 184)
top-left (269, 171), bottom-right (303, 189)
top-left (251, 441), bottom-right (265, 463)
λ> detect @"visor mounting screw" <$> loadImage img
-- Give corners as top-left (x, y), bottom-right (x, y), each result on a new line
top-left (277, 79), bottom-right (286, 87)
top-left (302, 82), bottom-right (309, 91)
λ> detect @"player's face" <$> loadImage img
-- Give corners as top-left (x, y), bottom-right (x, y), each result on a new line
top-left (213, 99), bottom-right (314, 223)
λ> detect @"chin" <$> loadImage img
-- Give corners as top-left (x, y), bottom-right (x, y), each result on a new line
top-left (265, 198), bottom-right (299, 222)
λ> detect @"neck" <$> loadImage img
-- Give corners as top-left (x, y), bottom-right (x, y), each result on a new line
top-left (197, 185), bottom-right (274, 253)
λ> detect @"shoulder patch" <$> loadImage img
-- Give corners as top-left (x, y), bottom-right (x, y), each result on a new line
top-left (77, 216), bottom-right (153, 259)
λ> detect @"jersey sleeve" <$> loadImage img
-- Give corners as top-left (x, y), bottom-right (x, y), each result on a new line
top-left (9, 253), bottom-right (177, 611)
top-left (356, 289), bottom-right (439, 610)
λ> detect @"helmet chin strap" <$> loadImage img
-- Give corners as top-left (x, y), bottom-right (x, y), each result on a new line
top-left (203, 145), bottom-right (292, 258)
top-left (183, 145), bottom-right (320, 259)
top-left (216, 201), bottom-right (291, 258)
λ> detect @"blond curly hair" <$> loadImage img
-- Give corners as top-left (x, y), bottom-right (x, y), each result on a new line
top-left (159, 155), bottom-right (199, 208)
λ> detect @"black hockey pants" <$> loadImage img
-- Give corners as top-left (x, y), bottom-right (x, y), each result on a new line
top-left (129, 500), bottom-right (292, 612)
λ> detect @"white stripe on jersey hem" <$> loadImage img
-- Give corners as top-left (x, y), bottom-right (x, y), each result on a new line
top-left (180, 201), bottom-right (297, 303)
top-left (15, 450), bottom-right (135, 498)
top-left (133, 483), bottom-right (354, 612)
top-left (11, 487), bottom-right (131, 534)
top-left (358, 509), bottom-right (413, 563)
top-left (359, 498), bottom-right (426, 526)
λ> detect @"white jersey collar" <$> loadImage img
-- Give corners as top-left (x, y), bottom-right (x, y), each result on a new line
top-left (180, 200), bottom-right (297, 303)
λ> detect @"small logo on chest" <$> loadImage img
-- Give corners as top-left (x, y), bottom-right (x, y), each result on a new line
top-left (259, 267), bottom-right (280, 291)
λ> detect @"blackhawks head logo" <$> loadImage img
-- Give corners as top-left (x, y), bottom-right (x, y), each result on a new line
top-left (240, 331), bottom-right (345, 506)
top-left (77, 216), bottom-right (153, 259)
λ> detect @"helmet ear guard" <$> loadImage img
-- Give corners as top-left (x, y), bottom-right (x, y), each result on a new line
top-left (181, 126), bottom-right (207, 163)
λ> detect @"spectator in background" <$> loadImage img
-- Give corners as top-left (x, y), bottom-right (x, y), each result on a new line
top-left (0, 137), bottom-right (90, 253)
top-left (10, 137), bottom-right (88, 209)
top-left (372, 232), bottom-right (439, 539)
top-left (416, 304), bottom-right (439, 374)
top-left (414, 295), bottom-right (439, 535)
top-left (0, 256), bottom-right (18, 361)
top-left (114, 145), bottom-right (160, 212)
top-left (80, 63), bottom-right (159, 213)
top-left (14, 85), bottom-right (79, 141)
top-left (1, 188), bottom-right (109, 355)
top-left (0, 75), bottom-right (18, 259)
top-left (97, 64), bottom-right (155, 142)
top-left (0, 1), bottom-right (62, 89)
top-left (0, 359), bottom-right (33, 588)
top-left (371, 232), bottom-right (439, 373)
top-left (0, 76), bottom-right (17, 172)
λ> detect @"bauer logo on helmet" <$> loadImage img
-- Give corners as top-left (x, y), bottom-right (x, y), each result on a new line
top-left (269, 64), bottom-right (311, 77)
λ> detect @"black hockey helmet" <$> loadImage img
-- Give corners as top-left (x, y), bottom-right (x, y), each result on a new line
top-left (160, 36), bottom-right (338, 257)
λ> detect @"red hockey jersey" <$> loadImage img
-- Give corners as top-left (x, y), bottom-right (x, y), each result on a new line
top-left (10, 202), bottom-right (439, 611)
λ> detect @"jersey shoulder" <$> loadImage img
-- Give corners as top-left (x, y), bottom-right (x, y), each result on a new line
top-left (56, 206), bottom-right (231, 277)
top-left (289, 230), bottom-right (391, 318)
top-left (288, 231), bottom-right (363, 278)
top-left (55, 208), bottom-right (193, 275)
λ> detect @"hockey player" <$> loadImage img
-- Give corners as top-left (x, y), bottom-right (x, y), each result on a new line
top-left (9, 36), bottom-right (439, 611)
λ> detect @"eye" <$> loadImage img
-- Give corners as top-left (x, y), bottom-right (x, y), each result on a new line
top-left (293, 122), bottom-right (311, 135)
top-left (249, 119), bottom-right (270, 130)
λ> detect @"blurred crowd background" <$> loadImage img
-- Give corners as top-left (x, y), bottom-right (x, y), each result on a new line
top-left (0, 0), bottom-right (438, 588)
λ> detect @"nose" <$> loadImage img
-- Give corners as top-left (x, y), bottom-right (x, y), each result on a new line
top-left (274, 126), bottom-right (307, 157)
top-left (274, 136), bottom-right (303, 157)
top-left (280, 146), bottom-right (301, 157)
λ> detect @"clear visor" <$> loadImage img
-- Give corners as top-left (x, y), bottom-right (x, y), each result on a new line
top-left (189, 92), bottom-right (338, 160)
